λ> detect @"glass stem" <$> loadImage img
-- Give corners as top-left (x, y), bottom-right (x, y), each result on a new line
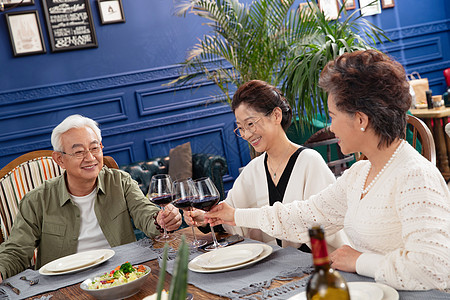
top-left (191, 226), bottom-right (199, 243)
top-left (161, 206), bottom-right (168, 237)
top-left (209, 224), bottom-right (220, 247)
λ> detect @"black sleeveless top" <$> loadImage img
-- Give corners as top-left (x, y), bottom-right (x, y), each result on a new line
top-left (264, 147), bottom-right (310, 251)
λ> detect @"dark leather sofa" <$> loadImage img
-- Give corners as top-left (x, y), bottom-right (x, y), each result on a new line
top-left (119, 153), bottom-right (228, 239)
top-left (120, 153), bottom-right (228, 199)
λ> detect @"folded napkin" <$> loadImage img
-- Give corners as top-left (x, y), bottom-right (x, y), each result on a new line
top-left (0, 238), bottom-right (159, 300)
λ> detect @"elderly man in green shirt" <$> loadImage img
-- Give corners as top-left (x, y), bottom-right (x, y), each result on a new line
top-left (0, 115), bottom-right (182, 280)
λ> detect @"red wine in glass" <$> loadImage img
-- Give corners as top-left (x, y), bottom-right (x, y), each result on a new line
top-left (148, 174), bottom-right (175, 242)
top-left (194, 177), bottom-right (227, 251)
top-left (173, 196), bottom-right (195, 209)
top-left (173, 179), bottom-right (207, 248)
top-left (191, 195), bottom-right (219, 212)
top-left (151, 194), bottom-right (174, 206)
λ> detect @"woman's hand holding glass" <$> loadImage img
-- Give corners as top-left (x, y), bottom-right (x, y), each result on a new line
top-left (173, 178), bottom-right (207, 248)
top-left (184, 209), bottom-right (207, 227)
top-left (193, 177), bottom-right (227, 251)
top-left (204, 202), bottom-right (236, 226)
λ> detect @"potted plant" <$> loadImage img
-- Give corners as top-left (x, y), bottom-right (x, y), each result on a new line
top-left (281, 1), bottom-right (388, 127)
top-left (171, 0), bottom-right (388, 145)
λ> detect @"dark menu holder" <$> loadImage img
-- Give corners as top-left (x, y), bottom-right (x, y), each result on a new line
top-left (41, 0), bottom-right (98, 52)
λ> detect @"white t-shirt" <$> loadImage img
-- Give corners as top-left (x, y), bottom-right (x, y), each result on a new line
top-left (70, 188), bottom-right (110, 252)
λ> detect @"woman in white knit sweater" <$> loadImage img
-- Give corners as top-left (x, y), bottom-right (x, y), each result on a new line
top-left (205, 50), bottom-right (450, 291)
top-left (186, 80), bottom-right (336, 250)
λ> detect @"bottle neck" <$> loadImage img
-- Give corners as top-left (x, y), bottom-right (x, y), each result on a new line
top-left (310, 236), bottom-right (330, 268)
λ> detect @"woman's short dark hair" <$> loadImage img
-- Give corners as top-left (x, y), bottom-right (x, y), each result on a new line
top-left (319, 50), bottom-right (411, 148)
top-left (231, 80), bottom-right (293, 131)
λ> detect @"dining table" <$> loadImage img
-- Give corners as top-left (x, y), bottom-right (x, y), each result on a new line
top-left (1, 227), bottom-right (449, 300)
top-left (410, 107), bottom-right (450, 181)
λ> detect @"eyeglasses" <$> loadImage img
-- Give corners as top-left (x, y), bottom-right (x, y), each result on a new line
top-left (233, 118), bottom-right (263, 138)
top-left (61, 145), bottom-right (103, 159)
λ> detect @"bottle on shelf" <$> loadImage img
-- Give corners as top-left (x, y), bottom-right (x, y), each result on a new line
top-left (306, 225), bottom-right (350, 300)
top-left (426, 90), bottom-right (433, 109)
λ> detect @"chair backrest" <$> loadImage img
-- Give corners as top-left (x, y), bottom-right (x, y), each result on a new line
top-left (0, 150), bottom-right (118, 244)
top-left (357, 115), bottom-right (436, 165)
top-left (304, 127), bottom-right (355, 177)
top-left (406, 114), bottom-right (436, 164)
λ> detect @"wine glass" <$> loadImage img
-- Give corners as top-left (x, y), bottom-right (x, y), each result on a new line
top-left (173, 178), bottom-right (208, 248)
top-left (148, 174), bottom-right (175, 242)
top-left (193, 177), bottom-right (228, 251)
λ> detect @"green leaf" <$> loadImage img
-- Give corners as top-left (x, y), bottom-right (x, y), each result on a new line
top-left (156, 243), bottom-right (169, 300)
top-left (169, 235), bottom-right (189, 300)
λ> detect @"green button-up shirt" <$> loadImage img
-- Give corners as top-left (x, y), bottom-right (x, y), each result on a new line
top-left (0, 167), bottom-right (160, 279)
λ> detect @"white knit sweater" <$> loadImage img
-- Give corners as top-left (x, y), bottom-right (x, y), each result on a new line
top-left (224, 148), bottom-right (337, 248)
top-left (235, 142), bottom-right (450, 291)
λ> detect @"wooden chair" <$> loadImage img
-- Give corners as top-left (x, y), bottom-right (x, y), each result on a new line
top-left (304, 127), bottom-right (355, 177)
top-left (357, 115), bottom-right (436, 165)
top-left (406, 114), bottom-right (436, 164)
top-left (0, 150), bottom-right (118, 244)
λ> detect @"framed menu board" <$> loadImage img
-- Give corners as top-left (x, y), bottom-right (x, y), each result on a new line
top-left (41, 0), bottom-right (98, 52)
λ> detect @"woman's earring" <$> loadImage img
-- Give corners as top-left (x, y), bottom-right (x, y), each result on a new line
top-left (360, 127), bottom-right (365, 132)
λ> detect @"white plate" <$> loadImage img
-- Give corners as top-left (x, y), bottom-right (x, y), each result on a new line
top-left (287, 281), bottom-right (399, 300)
top-left (348, 282), bottom-right (384, 300)
top-left (39, 249), bottom-right (115, 275)
top-left (45, 249), bottom-right (106, 272)
top-left (195, 243), bottom-right (264, 269)
top-left (189, 243), bottom-right (273, 273)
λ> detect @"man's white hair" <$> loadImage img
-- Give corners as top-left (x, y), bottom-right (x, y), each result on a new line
top-left (51, 115), bottom-right (102, 152)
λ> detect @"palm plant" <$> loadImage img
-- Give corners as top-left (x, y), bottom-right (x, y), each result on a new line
top-left (172, 0), bottom-right (388, 126)
top-left (171, 0), bottom-right (316, 103)
top-left (280, 1), bottom-right (389, 125)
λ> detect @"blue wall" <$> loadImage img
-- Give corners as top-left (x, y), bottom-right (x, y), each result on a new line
top-left (1, 0), bottom-right (449, 192)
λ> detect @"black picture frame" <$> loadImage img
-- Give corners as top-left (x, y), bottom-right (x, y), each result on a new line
top-left (41, 0), bottom-right (98, 52)
top-left (4, 10), bottom-right (46, 57)
top-left (3, 0), bottom-right (35, 8)
top-left (97, 0), bottom-right (125, 24)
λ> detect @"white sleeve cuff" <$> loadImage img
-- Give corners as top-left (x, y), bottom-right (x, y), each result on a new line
top-left (235, 208), bottom-right (261, 229)
top-left (356, 252), bottom-right (384, 278)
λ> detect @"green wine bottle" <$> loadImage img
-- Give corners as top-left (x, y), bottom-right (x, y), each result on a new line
top-left (306, 226), bottom-right (350, 300)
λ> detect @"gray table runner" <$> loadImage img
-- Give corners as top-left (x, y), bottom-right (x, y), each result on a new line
top-left (164, 240), bottom-right (450, 300)
top-left (0, 238), bottom-right (159, 300)
top-left (2, 237), bottom-right (448, 300)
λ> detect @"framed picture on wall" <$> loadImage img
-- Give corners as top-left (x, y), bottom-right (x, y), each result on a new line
top-left (3, 0), bottom-right (34, 7)
top-left (359, 0), bottom-right (381, 16)
top-left (318, 0), bottom-right (339, 20)
top-left (41, 0), bottom-right (98, 52)
top-left (381, 0), bottom-right (395, 8)
top-left (345, 0), bottom-right (356, 10)
top-left (97, 0), bottom-right (125, 24)
top-left (4, 10), bottom-right (46, 57)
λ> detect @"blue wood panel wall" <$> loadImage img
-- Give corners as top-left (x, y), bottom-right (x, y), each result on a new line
top-left (0, 0), bottom-right (449, 194)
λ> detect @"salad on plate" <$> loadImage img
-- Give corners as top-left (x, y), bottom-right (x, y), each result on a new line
top-left (87, 262), bottom-right (149, 290)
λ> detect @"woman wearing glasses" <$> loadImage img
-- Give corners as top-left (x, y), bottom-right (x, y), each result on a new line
top-left (186, 80), bottom-right (338, 250)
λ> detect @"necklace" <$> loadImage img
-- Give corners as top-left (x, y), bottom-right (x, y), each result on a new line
top-left (268, 145), bottom-right (292, 179)
top-left (361, 140), bottom-right (404, 195)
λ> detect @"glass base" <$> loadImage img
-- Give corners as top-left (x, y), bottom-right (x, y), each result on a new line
top-left (190, 239), bottom-right (208, 248)
top-left (204, 241), bottom-right (228, 251)
top-left (154, 233), bottom-right (175, 243)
